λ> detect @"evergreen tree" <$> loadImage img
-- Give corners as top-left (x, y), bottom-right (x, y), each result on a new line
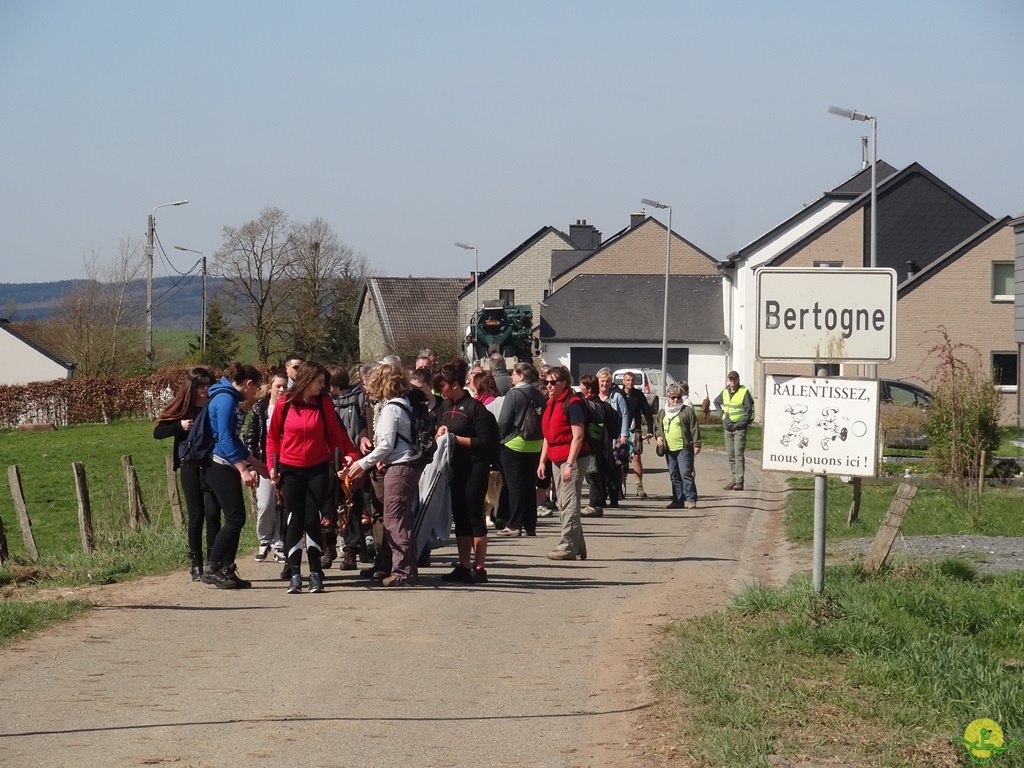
top-left (189, 299), bottom-right (239, 368)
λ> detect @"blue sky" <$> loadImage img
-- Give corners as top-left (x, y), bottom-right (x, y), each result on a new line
top-left (1, 0), bottom-right (1021, 286)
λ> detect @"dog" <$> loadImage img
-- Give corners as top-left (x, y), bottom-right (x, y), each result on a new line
top-left (483, 470), bottom-right (504, 527)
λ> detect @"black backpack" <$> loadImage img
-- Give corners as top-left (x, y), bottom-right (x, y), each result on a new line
top-left (392, 389), bottom-right (437, 468)
top-left (562, 393), bottom-right (608, 448)
top-left (178, 391), bottom-right (231, 467)
top-left (517, 388), bottom-right (545, 441)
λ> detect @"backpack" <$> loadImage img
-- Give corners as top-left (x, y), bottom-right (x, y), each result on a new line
top-left (392, 389), bottom-right (437, 468)
top-left (178, 391), bottom-right (231, 467)
top-left (517, 388), bottom-right (544, 441)
top-left (563, 394), bottom-right (609, 447)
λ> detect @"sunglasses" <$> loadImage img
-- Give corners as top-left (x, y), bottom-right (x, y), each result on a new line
top-left (543, 379), bottom-right (560, 386)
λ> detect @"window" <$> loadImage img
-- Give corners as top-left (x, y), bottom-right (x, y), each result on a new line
top-left (992, 352), bottom-right (1018, 388)
top-left (992, 262), bottom-right (1014, 301)
top-left (813, 364), bottom-right (840, 377)
top-left (499, 289), bottom-right (515, 306)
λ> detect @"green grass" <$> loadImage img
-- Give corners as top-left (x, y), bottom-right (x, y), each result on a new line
top-left (152, 328), bottom-right (259, 367)
top-left (697, 419), bottom-right (763, 451)
top-left (655, 561), bottom-right (1024, 767)
top-left (783, 476), bottom-right (1024, 542)
top-left (0, 599), bottom-right (92, 645)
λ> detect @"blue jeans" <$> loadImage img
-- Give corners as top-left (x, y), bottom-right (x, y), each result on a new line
top-left (666, 448), bottom-right (697, 503)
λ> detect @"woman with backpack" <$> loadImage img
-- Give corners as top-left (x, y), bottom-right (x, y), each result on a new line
top-left (200, 362), bottom-right (270, 589)
top-left (496, 362), bottom-right (545, 538)
top-left (266, 361), bottom-right (360, 594)
top-left (436, 358), bottom-right (499, 584)
top-left (243, 368), bottom-right (289, 564)
top-left (346, 362), bottom-right (422, 587)
top-left (154, 367), bottom-right (218, 582)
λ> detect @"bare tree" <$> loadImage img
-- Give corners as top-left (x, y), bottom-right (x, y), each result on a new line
top-left (51, 238), bottom-right (146, 377)
top-left (212, 207), bottom-right (297, 364)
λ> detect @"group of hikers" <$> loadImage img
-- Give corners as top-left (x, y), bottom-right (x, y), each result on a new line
top-left (154, 350), bottom-right (754, 591)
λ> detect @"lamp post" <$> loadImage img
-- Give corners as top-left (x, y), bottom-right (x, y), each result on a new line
top-left (827, 106), bottom-right (877, 270)
top-left (641, 198), bottom-right (672, 402)
top-left (454, 241), bottom-right (479, 318)
top-left (146, 199), bottom-right (189, 367)
top-left (173, 245), bottom-right (206, 354)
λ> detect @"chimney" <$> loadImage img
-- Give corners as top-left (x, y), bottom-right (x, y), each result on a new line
top-left (569, 219), bottom-right (601, 250)
top-left (906, 260), bottom-right (917, 280)
top-left (631, 210), bottom-right (647, 229)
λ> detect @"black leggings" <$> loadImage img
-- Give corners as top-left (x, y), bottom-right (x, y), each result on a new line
top-left (451, 460), bottom-right (489, 538)
top-left (203, 462), bottom-right (247, 567)
top-left (281, 461), bottom-right (331, 573)
top-left (179, 464), bottom-right (220, 562)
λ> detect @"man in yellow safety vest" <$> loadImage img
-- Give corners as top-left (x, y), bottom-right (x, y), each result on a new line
top-left (713, 370), bottom-right (755, 490)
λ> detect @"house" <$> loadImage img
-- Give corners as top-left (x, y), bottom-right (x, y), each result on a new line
top-left (539, 273), bottom-right (726, 399)
top-left (0, 319), bottom-right (75, 385)
top-left (719, 161), bottom-right (1015, 422)
top-left (456, 224), bottom-right (590, 335)
top-left (1011, 212), bottom-right (1024, 427)
top-left (355, 277), bottom-right (467, 363)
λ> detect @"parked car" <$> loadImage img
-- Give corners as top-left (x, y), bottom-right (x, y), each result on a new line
top-left (879, 378), bottom-right (932, 449)
top-left (611, 368), bottom-right (679, 414)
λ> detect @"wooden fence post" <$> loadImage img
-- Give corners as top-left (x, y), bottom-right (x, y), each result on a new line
top-left (0, 508), bottom-right (9, 565)
top-left (847, 477), bottom-right (862, 525)
top-left (7, 465), bottom-right (40, 562)
top-left (72, 462), bottom-right (94, 555)
top-left (122, 455), bottom-right (150, 531)
top-left (166, 455), bottom-right (183, 527)
top-left (862, 482), bottom-right (917, 576)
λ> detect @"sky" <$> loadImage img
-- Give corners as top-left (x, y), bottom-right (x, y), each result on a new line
top-left (1, 0), bottom-right (1022, 287)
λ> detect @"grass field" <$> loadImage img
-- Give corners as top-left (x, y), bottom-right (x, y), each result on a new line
top-left (152, 328), bottom-right (259, 367)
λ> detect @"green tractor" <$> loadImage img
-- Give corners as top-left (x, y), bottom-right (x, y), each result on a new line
top-left (465, 300), bottom-right (536, 363)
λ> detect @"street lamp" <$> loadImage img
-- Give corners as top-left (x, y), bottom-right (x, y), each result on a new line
top-left (174, 246), bottom-right (206, 354)
top-left (146, 199), bottom-right (189, 367)
top-left (641, 198), bottom-right (672, 402)
top-left (827, 106), bottom-right (877, 269)
top-left (454, 241), bottom-right (479, 318)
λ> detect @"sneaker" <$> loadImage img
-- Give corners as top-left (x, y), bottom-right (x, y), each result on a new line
top-left (200, 565), bottom-right (239, 589)
top-left (581, 506), bottom-right (604, 517)
top-left (309, 571), bottom-right (325, 593)
top-left (685, 501), bottom-right (698, 509)
top-left (496, 527), bottom-right (521, 537)
top-left (536, 505), bottom-right (553, 518)
top-left (254, 544), bottom-right (271, 562)
top-left (417, 549), bottom-right (432, 568)
top-left (287, 574), bottom-right (302, 594)
top-left (189, 563), bottom-right (202, 582)
top-left (636, 482), bottom-right (648, 499)
top-left (666, 500), bottom-right (685, 509)
top-left (382, 575), bottom-right (415, 587)
top-left (546, 550), bottom-right (577, 561)
top-left (472, 565), bottom-right (489, 584)
top-left (339, 551), bottom-right (357, 571)
top-left (442, 564), bottom-right (475, 583)
top-left (272, 548), bottom-right (287, 563)
top-left (723, 481), bottom-right (736, 490)
top-left (732, 482), bottom-right (744, 491)
top-left (224, 563), bottom-right (251, 588)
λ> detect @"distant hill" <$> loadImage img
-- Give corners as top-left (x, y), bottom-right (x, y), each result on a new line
top-left (0, 276), bottom-right (225, 330)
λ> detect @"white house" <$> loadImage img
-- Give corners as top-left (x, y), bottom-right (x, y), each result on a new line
top-left (0, 319), bottom-right (75, 385)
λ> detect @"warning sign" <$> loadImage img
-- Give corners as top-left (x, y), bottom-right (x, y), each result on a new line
top-left (761, 375), bottom-right (880, 477)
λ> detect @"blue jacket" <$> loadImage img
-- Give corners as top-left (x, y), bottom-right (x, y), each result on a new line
top-left (208, 378), bottom-right (249, 464)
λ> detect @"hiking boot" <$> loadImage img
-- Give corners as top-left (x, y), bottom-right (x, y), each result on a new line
top-left (547, 550), bottom-right (577, 561)
top-left (472, 565), bottom-right (489, 584)
top-left (732, 482), bottom-right (744, 491)
top-left (636, 482), bottom-right (647, 499)
top-left (666, 500), bottom-right (685, 509)
top-left (417, 549), bottom-right (432, 568)
top-left (685, 501), bottom-right (698, 509)
top-left (309, 571), bottom-right (325, 594)
top-left (320, 547), bottom-right (336, 570)
top-left (723, 481), bottom-right (736, 490)
top-left (279, 562), bottom-right (292, 580)
top-left (287, 574), bottom-right (302, 594)
top-left (339, 551), bottom-right (357, 571)
top-left (254, 544), bottom-right (271, 562)
top-left (189, 564), bottom-right (202, 582)
top-left (224, 563), bottom-right (251, 588)
top-left (581, 506), bottom-right (603, 517)
top-left (442, 564), bottom-right (475, 583)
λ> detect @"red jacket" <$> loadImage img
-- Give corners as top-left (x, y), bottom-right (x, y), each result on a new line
top-left (542, 388), bottom-right (589, 463)
top-left (265, 394), bottom-right (358, 469)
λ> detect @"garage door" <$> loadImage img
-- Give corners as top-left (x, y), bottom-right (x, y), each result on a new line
top-left (570, 347), bottom-right (689, 383)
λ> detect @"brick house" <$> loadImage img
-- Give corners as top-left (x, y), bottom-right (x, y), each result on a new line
top-left (355, 277), bottom-right (467, 363)
top-left (719, 161), bottom-right (1016, 423)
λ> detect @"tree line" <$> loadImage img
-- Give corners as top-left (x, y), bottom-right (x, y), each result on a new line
top-left (27, 207), bottom-right (376, 375)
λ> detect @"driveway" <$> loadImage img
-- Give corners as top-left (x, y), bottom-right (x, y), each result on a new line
top-left (0, 446), bottom-right (798, 768)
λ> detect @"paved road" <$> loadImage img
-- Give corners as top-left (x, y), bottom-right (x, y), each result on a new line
top-left (0, 447), bottom-right (795, 768)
